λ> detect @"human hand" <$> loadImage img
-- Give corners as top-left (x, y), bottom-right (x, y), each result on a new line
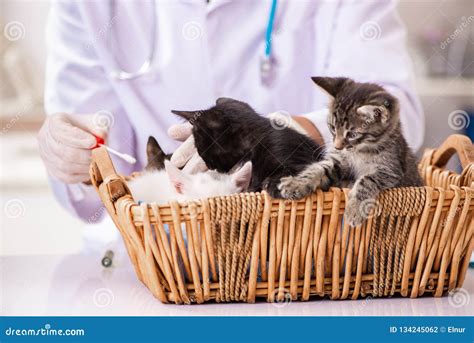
top-left (37, 112), bottom-right (108, 183)
top-left (167, 122), bottom-right (207, 173)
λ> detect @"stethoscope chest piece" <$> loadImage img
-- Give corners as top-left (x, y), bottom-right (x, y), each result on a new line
top-left (101, 250), bottom-right (114, 268)
top-left (260, 0), bottom-right (278, 86)
top-left (260, 55), bottom-right (277, 86)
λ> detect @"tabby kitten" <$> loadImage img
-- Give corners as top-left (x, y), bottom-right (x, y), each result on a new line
top-left (278, 77), bottom-right (423, 227)
top-left (171, 97), bottom-right (325, 197)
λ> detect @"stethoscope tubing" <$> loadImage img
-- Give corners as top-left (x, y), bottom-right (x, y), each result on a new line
top-left (102, 0), bottom-right (278, 265)
top-left (265, 0), bottom-right (278, 58)
top-left (107, 0), bottom-right (278, 81)
top-left (108, 0), bottom-right (157, 80)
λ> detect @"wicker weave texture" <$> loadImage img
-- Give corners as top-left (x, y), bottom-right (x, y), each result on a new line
top-left (90, 134), bottom-right (474, 304)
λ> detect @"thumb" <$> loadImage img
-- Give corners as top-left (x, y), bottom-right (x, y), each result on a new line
top-left (168, 122), bottom-right (193, 142)
top-left (170, 135), bottom-right (196, 168)
top-left (182, 154), bottom-right (208, 174)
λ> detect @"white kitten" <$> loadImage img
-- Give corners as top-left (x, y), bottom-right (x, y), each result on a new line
top-left (128, 160), bottom-right (252, 204)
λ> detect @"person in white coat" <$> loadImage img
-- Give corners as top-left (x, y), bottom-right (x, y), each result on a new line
top-left (38, 0), bottom-right (424, 225)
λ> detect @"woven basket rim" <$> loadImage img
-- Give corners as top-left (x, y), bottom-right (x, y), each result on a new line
top-left (88, 134), bottom-right (474, 303)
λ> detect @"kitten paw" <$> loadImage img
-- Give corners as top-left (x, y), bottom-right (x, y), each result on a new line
top-left (264, 180), bottom-right (284, 199)
top-left (345, 197), bottom-right (375, 227)
top-left (277, 175), bottom-right (315, 200)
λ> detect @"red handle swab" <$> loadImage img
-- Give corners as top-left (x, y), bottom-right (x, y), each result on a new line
top-left (92, 135), bottom-right (136, 164)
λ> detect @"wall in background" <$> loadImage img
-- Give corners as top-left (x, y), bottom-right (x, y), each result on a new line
top-left (1, 0), bottom-right (50, 83)
top-left (399, 0), bottom-right (474, 153)
top-left (1, 0), bottom-right (472, 151)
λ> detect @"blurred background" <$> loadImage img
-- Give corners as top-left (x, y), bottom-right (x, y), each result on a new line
top-left (1, 0), bottom-right (473, 256)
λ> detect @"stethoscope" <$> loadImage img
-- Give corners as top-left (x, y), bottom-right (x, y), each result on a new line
top-left (108, 0), bottom-right (157, 80)
top-left (108, 0), bottom-right (278, 83)
top-left (102, 0), bottom-right (278, 267)
top-left (260, 0), bottom-right (278, 85)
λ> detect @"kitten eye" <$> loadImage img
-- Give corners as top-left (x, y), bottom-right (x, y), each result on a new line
top-left (346, 131), bottom-right (360, 140)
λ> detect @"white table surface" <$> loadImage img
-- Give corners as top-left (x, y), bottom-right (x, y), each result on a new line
top-left (2, 249), bottom-right (473, 317)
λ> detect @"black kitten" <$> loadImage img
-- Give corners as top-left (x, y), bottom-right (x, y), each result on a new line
top-left (171, 97), bottom-right (325, 197)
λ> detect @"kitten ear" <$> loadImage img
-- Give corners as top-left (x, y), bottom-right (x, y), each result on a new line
top-left (356, 105), bottom-right (389, 123)
top-left (311, 76), bottom-right (348, 98)
top-left (231, 161), bottom-right (253, 191)
top-left (171, 110), bottom-right (200, 122)
top-left (165, 160), bottom-right (191, 194)
top-left (146, 136), bottom-right (166, 171)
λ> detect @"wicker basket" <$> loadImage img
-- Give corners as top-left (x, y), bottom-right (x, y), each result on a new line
top-left (89, 134), bottom-right (474, 304)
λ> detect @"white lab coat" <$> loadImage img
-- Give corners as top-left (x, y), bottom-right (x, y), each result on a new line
top-left (45, 0), bottom-right (424, 224)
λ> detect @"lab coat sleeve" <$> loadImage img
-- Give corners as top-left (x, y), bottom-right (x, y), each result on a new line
top-left (44, 1), bottom-right (137, 222)
top-left (304, 0), bottom-right (424, 151)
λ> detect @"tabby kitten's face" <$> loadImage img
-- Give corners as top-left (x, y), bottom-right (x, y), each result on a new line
top-left (312, 77), bottom-right (399, 152)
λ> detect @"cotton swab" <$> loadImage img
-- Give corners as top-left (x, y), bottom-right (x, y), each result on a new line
top-left (100, 144), bottom-right (137, 164)
top-left (92, 135), bottom-right (137, 164)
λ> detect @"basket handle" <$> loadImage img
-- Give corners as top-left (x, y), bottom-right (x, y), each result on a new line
top-left (90, 147), bottom-right (119, 186)
top-left (431, 134), bottom-right (474, 169)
